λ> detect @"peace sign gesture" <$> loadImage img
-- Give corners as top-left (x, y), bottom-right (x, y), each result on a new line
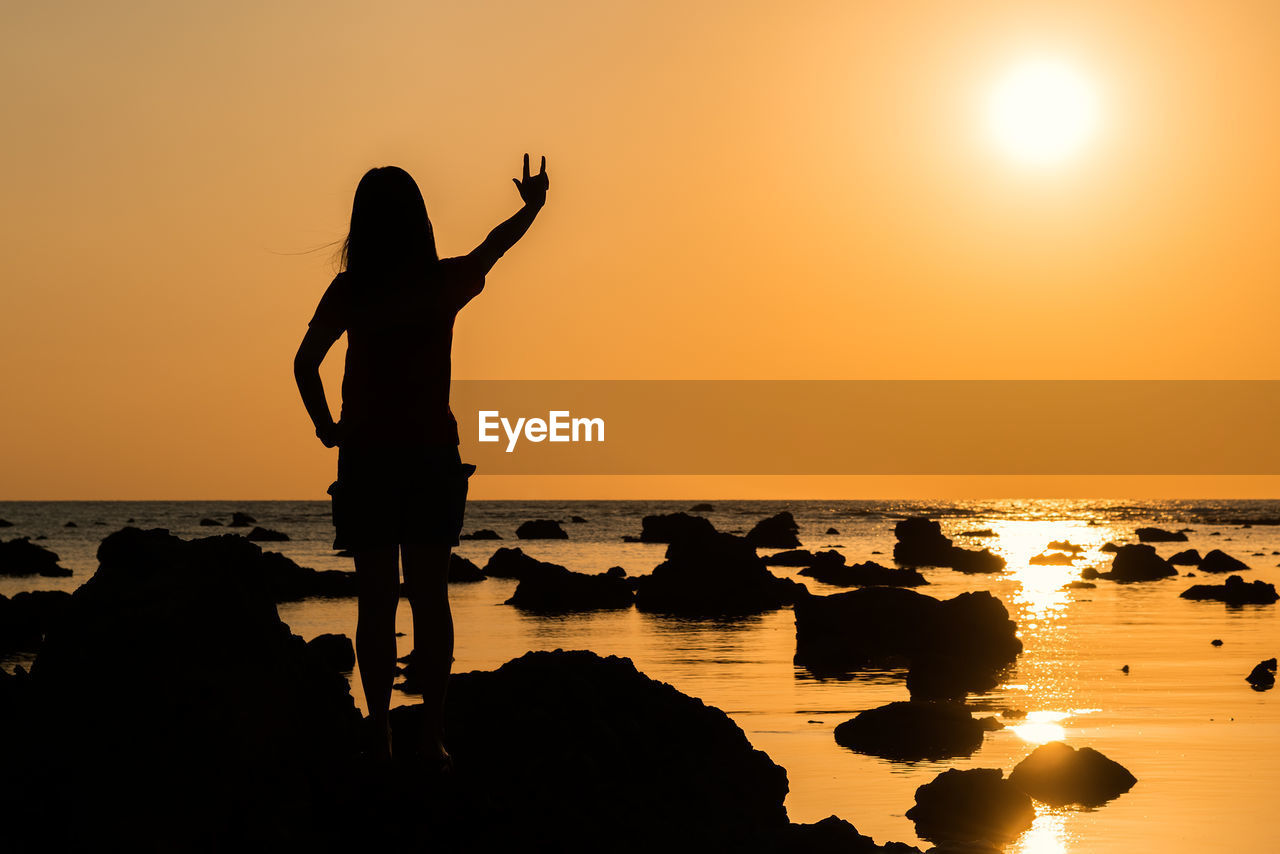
top-left (512, 153), bottom-right (549, 209)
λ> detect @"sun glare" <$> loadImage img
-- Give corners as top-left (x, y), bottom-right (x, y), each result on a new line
top-left (986, 59), bottom-right (1101, 166)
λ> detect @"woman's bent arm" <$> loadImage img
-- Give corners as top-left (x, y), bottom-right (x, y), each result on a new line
top-left (294, 326), bottom-right (342, 447)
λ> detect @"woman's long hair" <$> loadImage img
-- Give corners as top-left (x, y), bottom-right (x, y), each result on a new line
top-left (340, 166), bottom-right (438, 277)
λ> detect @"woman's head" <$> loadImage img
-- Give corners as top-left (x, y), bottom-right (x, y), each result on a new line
top-left (341, 166), bottom-right (437, 275)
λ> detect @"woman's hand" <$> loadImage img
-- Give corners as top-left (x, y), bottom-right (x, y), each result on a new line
top-left (316, 420), bottom-right (342, 448)
top-left (512, 153), bottom-right (549, 209)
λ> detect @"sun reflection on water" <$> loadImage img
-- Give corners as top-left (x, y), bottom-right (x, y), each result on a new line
top-left (1009, 808), bottom-right (1073, 854)
top-left (1009, 710), bottom-right (1070, 744)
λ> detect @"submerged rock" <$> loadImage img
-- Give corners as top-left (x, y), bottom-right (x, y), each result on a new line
top-left (639, 512), bottom-right (717, 543)
top-left (1168, 549), bottom-right (1201, 566)
top-left (1136, 527), bottom-right (1187, 542)
top-left (505, 563), bottom-right (633, 611)
top-left (799, 560), bottom-right (928, 588)
top-left (1198, 549), bottom-right (1249, 574)
top-left (746, 511), bottom-right (802, 548)
top-left (906, 768), bottom-right (1035, 846)
top-left (1096, 544), bottom-right (1176, 582)
top-left (1246, 658), bottom-right (1277, 690)
top-left (893, 518), bottom-right (1006, 574)
top-left (448, 554), bottom-right (486, 583)
top-left (0, 537), bottom-right (72, 577)
top-left (459, 529), bottom-right (502, 540)
top-left (1008, 741), bottom-right (1137, 806)
top-left (834, 701), bottom-right (1000, 761)
top-left (516, 519), bottom-right (568, 539)
top-left (634, 532), bottom-right (804, 616)
top-left (1180, 575), bottom-right (1278, 605)
top-left (246, 526), bottom-right (289, 542)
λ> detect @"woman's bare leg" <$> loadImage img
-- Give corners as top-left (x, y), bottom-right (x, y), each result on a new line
top-left (354, 544), bottom-right (401, 759)
top-left (401, 542), bottom-right (454, 763)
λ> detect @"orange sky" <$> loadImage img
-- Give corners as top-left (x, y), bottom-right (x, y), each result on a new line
top-left (2, 1), bottom-right (1278, 499)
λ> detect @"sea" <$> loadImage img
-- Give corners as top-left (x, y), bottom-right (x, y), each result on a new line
top-left (1, 498), bottom-right (1277, 853)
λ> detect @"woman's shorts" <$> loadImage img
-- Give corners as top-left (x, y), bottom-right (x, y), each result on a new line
top-left (327, 443), bottom-right (475, 550)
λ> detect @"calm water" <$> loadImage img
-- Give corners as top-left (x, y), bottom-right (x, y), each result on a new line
top-left (2, 499), bottom-right (1277, 852)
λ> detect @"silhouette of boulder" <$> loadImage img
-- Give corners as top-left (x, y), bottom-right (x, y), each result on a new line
top-left (1136, 527), bottom-right (1186, 542)
top-left (1180, 575), bottom-right (1278, 605)
top-left (1198, 549), bottom-right (1249, 573)
top-left (639, 512), bottom-right (717, 543)
top-left (834, 701), bottom-right (1000, 761)
top-left (0, 537), bottom-right (71, 577)
top-left (3, 526), bottom-right (360, 849)
top-left (0, 590), bottom-right (72, 654)
top-left (906, 768), bottom-right (1035, 846)
top-left (516, 519), bottom-right (568, 539)
top-left (1169, 549), bottom-right (1201, 566)
top-left (64, 521), bottom-right (77, 528)
top-left (506, 563), bottom-right (633, 611)
top-left (794, 588), bottom-right (1021, 692)
top-left (229, 511), bottom-right (256, 527)
top-left (1030, 551), bottom-right (1077, 565)
top-left (762, 548), bottom-right (832, 566)
top-left (1008, 741), bottom-right (1136, 806)
top-left (893, 518), bottom-right (1006, 573)
top-left (482, 546), bottom-right (560, 580)
top-left (780, 816), bottom-right (924, 853)
top-left (258, 549), bottom-right (358, 600)
top-left (0, 518), bottom-right (12, 527)
top-left (306, 632), bottom-right (356, 671)
top-left (460, 529), bottom-right (502, 540)
top-left (746, 512), bottom-right (801, 548)
top-left (246, 526), bottom-right (289, 542)
top-left (825, 527), bottom-right (840, 535)
top-left (634, 532), bottom-right (805, 616)
top-left (1097, 544), bottom-right (1176, 582)
top-left (1047, 540), bottom-right (1082, 553)
top-left (569, 515), bottom-right (588, 523)
top-left (799, 560), bottom-right (928, 588)
top-left (1099, 542), bottom-right (1120, 553)
top-left (448, 554), bottom-right (485, 582)
top-left (199, 518), bottom-right (223, 526)
top-left (1246, 658), bottom-right (1276, 690)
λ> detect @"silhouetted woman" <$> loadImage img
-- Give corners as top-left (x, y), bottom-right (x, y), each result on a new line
top-left (294, 156), bottom-right (549, 766)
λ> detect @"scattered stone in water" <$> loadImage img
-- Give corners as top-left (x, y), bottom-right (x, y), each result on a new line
top-left (800, 560), bottom-right (928, 588)
top-left (746, 511), bottom-right (802, 548)
top-left (1136, 527), bottom-right (1187, 542)
top-left (199, 518), bottom-right (223, 526)
top-left (515, 519), bottom-right (568, 539)
top-left (246, 526), bottom-right (289, 542)
top-left (639, 512), bottom-right (716, 543)
top-left (0, 537), bottom-right (72, 577)
top-left (1097, 544), bottom-right (1176, 582)
top-left (906, 768), bottom-right (1035, 846)
top-left (1181, 575), bottom-right (1278, 606)
top-left (960, 529), bottom-right (996, 537)
top-left (1246, 659), bottom-right (1276, 691)
top-left (460, 529), bottom-right (502, 540)
top-left (505, 562), bottom-right (633, 612)
top-left (448, 554), bottom-right (485, 583)
top-left (229, 511), bottom-right (256, 527)
top-left (1030, 551), bottom-right (1077, 565)
top-left (1008, 741), bottom-right (1137, 806)
top-left (1047, 540), bottom-right (1082, 553)
top-left (1121, 665), bottom-right (1129, 673)
top-left (1198, 549), bottom-right (1249, 574)
top-left (825, 527), bottom-right (839, 535)
top-left (1211, 639), bottom-right (1224, 646)
top-left (1168, 549), bottom-right (1201, 566)
top-left (834, 700), bottom-right (999, 761)
top-left (893, 517), bottom-right (1006, 573)
top-left (64, 521), bottom-right (77, 528)
top-left (688, 502), bottom-right (714, 512)
top-left (306, 632), bottom-right (356, 672)
top-left (569, 515), bottom-right (588, 523)
top-left (1099, 542), bottom-right (1120, 553)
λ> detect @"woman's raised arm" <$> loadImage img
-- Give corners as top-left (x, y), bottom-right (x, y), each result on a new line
top-left (466, 153), bottom-right (549, 275)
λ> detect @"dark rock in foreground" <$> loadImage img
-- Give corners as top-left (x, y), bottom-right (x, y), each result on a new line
top-left (834, 701), bottom-right (1000, 761)
top-left (516, 519), bottom-right (568, 539)
top-left (1181, 575), bottom-right (1278, 605)
top-left (782, 816), bottom-right (924, 853)
top-left (0, 590), bottom-right (72, 654)
top-left (229, 511), bottom-right (256, 527)
top-left (1246, 658), bottom-right (1277, 690)
top-left (1198, 549), bottom-right (1249, 574)
top-left (746, 511), bottom-right (802, 548)
top-left (893, 518), bottom-right (1006, 574)
top-left (506, 563), bottom-right (633, 611)
top-left (794, 587), bottom-right (1021, 695)
top-left (483, 546), bottom-right (559, 580)
top-left (1136, 527), bottom-right (1187, 542)
top-left (1008, 741), bottom-right (1136, 806)
top-left (639, 512), bottom-right (717, 543)
top-left (762, 548), bottom-right (835, 567)
top-left (459, 528), bottom-right (502, 540)
top-left (259, 548), bottom-right (358, 600)
top-left (1169, 549), bottom-right (1201, 566)
top-left (800, 560), bottom-right (928, 588)
top-left (0, 537), bottom-right (72, 577)
top-left (906, 768), bottom-right (1034, 846)
top-left (1096, 544), bottom-right (1176, 582)
top-left (246, 526), bottom-right (289, 542)
top-left (448, 554), bottom-right (485, 582)
top-left (635, 532), bottom-right (805, 616)
top-left (306, 632), bottom-right (356, 672)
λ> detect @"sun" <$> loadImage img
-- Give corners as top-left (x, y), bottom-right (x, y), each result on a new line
top-left (986, 59), bottom-right (1101, 166)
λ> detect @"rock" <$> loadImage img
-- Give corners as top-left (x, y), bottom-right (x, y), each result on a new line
top-left (483, 547), bottom-right (559, 580)
top-left (688, 502), bottom-right (715, 512)
top-left (0, 590), bottom-right (72, 654)
top-left (0, 518), bottom-right (12, 527)
top-left (569, 515), bottom-right (588, 523)
top-left (1180, 575), bottom-right (1278, 605)
top-left (1047, 540), bottom-right (1082, 553)
top-left (794, 587), bottom-right (1021, 694)
top-left (506, 562), bottom-right (634, 612)
top-left (1198, 549), bottom-right (1249, 574)
top-left (639, 512), bottom-right (717, 543)
top-left (1081, 567), bottom-right (1100, 579)
top-left (0, 537), bottom-right (72, 577)
top-left (905, 768), bottom-right (1035, 846)
top-left (1099, 542), bottom-right (1120, 553)
top-left (306, 632), bottom-right (356, 671)
top-left (634, 532), bottom-right (804, 616)
top-left (448, 554), bottom-right (485, 583)
top-left (779, 815), bottom-right (924, 853)
top-left (229, 511), bottom-right (256, 527)
top-left (960, 529), bottom-right (996, 537)
top-left (1169, 549), bottom-right (1201, 566)
top-left (460, 529), bottom-right (502, 540)
top-left (3, 526), bottom-right (360, 849)
top-left (1030, 551), bottom-right (1076, 565)
top-left (825, 527), bottom-right (840, 535)
top-left (246, 526), bottom-right (289, 542)
top-left (516, 519), bottom-right (568, 539)
top-left (1136, 527), bottom-right (1187, 542)
top-left (761, 548), bottom-right (834, 567)
top-left (746, 511), bottom-right (802, 548)
top-left (1097, 544), bottom-right (1176, 582)
top-left (1009, 741), bottom-right (1137, 805)
top-left (1246, 659), bottom-right (1276, 690)
top-left (257, 548), bottom-right (357, 601)
top-left (1066, 580), bottom-right (1096, 589)
top-left (1121, 665), bottom-right (1130, 674)
top-left (834, 701), bottom-right (999, 760)
top-left (199, 518), bottom-right (223, 526)
top-left (64, 521), bottom-right (77, 528)
top-left (1211, 639), bottom-right (1223, 646)
top-left (893, 518), bottom-right (1006, 574)
top-left (799, 560), bottom-right (928, 588)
